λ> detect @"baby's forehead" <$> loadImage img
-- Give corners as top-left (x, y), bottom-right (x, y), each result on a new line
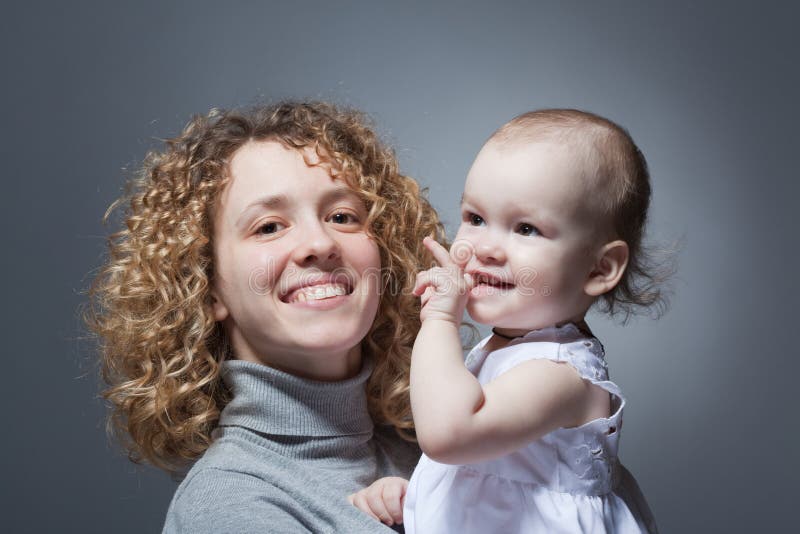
top-left (503, 125), bottom-right (617, 184)
top-left (469, 138), bottom-right (613, 227)
top-left (493, 121), bottom-right (599, 160)
top-left (481, 136), bottom-right (601, 188)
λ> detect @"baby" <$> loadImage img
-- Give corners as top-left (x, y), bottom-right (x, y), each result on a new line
top-left (351, 109), bottom-right (663, 533)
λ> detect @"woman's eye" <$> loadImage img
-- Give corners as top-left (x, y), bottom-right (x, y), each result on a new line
top-left (257, 221), bottom-right (285, 235)
top-left (516, 223), bottom-right (540, 236)
top-left (467, 213), bottom-right (485, 226)
top-left (329, 211), bottom-right (359, 225)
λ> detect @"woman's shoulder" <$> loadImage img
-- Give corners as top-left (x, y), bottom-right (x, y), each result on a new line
top-left (163, 427), bottom-right (404, 534)
top-left (164, 452), bottom-right (301, 533)
top-left (163, 431), bottom-right (318, 533)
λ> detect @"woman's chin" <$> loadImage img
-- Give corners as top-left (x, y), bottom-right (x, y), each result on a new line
top-left (288, 318), bottom-right (371, 354)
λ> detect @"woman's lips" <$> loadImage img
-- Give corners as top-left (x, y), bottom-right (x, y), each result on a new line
top-left (280, 272), bottom-right (354, 304)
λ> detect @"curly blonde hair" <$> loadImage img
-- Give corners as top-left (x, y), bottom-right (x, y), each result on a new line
top-left (86, 102), bottom-right (444, 473)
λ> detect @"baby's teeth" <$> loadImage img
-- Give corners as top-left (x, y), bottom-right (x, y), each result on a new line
top-left (296, 292), bottom-right (307, 303)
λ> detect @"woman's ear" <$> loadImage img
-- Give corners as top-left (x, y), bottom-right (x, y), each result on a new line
top-left (584, 240), bottom-right (629, 297)
top-left (210, 288), bottom-right (230, 322)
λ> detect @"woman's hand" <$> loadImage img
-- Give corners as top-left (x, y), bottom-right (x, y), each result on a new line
top-left (413, 237), bottom-right (474, 325)
top-left (347, 476), bottom-right (408, 526)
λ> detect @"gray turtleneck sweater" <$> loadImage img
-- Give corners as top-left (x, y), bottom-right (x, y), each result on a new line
top-left (162, 359), bottom-right (420, 533)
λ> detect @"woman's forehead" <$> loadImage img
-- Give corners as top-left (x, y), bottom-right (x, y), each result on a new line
top-left (216, 142), bottom-right (362, 221)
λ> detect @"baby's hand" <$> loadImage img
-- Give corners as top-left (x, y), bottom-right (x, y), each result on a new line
top-left (414, 237), bottom-right (474, 325)
top-left (347, 476), bottom-right (408, 526)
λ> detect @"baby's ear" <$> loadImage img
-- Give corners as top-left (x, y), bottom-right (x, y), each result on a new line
top-left (584, 240), bottom-right (629, 297)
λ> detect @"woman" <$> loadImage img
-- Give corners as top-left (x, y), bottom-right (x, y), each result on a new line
top-left (87, 102), bottom-right (443, 532)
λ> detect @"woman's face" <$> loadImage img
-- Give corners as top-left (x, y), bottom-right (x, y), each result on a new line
top-left (211, 140), bottom-right (381, 381)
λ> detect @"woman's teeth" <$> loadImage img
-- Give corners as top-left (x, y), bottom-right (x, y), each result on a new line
top-left (289, 284), bottom-right (348, 303)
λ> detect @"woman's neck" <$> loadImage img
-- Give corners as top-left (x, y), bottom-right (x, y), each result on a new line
top-left (219, 357), bottom-right (375, 441)
top-left (229, 331), bottom-right (363, 381)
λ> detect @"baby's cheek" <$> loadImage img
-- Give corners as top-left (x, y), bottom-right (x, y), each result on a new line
top-left (450, 238), bottom-right (476, 265)
top-left (514, 266), bottom-right (541, 295)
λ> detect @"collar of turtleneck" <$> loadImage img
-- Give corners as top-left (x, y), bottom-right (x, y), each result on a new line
top-left (218, 358), bottom-right (375, 437)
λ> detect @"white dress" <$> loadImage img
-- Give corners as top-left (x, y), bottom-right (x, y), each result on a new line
top-left (403, 323), bottom-right (658, 534)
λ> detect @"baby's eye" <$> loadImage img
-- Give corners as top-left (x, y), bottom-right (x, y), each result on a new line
top-left (328, 211), bottom-right (359, 225)
top-left (467, 213), bottom-right (485, 226)
top-left (516, 222), bottom-right (540, 236)
top-left (257, 221), bottom-right (286, 235)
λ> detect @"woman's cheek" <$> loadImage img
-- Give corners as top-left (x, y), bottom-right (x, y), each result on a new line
top-left (245, 247), bottom-right (285, 296)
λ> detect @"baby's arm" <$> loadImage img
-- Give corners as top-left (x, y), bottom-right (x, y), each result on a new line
top-left (411, 238), bottom-right (597, 465)
top-left (347, 477), bottom-right (408, 527)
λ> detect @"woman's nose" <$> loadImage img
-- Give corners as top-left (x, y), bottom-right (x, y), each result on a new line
top-left (292, 221), bottom-right (341, 265)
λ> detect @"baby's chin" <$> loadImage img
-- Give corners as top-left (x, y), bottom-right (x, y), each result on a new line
top-left (466, 301), bottom-right (565, 333)
top-left (464, 304), bottom-right (524, 331)
top-left (464, 301), bottom-right (495, 326)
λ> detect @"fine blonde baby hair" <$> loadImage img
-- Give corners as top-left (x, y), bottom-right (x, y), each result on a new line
top-left (490, 108), bottom-right (671, 320)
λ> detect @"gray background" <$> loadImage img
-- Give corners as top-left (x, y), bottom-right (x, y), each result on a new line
top-left (2, 1), bottom-right (797, 532)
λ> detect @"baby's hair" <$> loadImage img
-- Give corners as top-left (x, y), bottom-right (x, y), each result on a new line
top-left (86, 101), bottom-right (443, 472)
top-left (490, 109), bottom-right (670, 320)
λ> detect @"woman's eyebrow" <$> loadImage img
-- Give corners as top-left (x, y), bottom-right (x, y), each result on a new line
top-left (234, 187), bottom-right (362, 231)
top-left (235, 194), bottom-right (289, 230)
top-left (321, 186), bottom-right (362, 206)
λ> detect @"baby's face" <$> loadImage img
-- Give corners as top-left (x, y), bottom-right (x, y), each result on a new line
top-left (454, 140), bottom-right (603, 334)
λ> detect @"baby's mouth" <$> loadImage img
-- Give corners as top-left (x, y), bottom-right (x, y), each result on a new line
top-left (283, 283), bottom-right (351, 303)
top-left (474, 273), bottom-right (515, 290)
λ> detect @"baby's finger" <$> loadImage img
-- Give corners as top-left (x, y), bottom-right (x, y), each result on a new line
top-left (413, 271), bottom-right (433, 296)
top-left (420, 286), bottom-right (434, 307)
top-left (382, 478), bottom-right (408, 524)
top-left (423, 236), bottom-right (454, 268)
top-left (463, 271), bottom-right (475, 290)
top-left (350, 492), bottom-right (379, 521)
top-left (365, 488), bottom-right (394, 526)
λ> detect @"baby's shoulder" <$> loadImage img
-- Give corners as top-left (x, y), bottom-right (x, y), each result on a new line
top-left (471, 325), bottom-right (609, 383)
top-left (554, 337), bottom-right (609, 383)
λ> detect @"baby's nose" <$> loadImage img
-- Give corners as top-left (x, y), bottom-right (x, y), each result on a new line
top-left (475, 241), bottom-right (506, 263)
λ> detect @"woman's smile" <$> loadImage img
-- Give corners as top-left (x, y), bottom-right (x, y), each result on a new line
top-left (279, 272), bottom-right (353, 304)
top-left (211, 140), bottom-right (381, 379)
